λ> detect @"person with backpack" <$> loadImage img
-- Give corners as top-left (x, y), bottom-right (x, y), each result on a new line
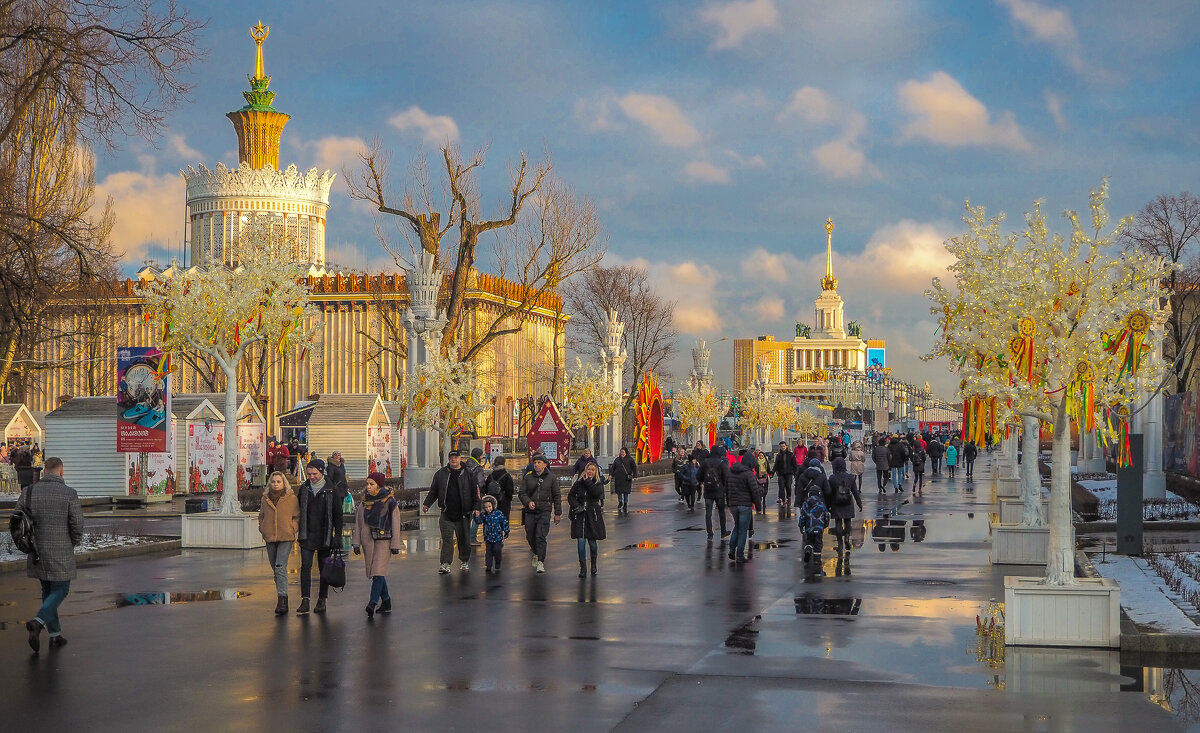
top-left (679, 457), bottom-right (700, 511)
top-left (727, 452), bottom-right (760, 563)
top-left (963, 440), bottom-right (979, 479)
top-left (772, 440), bottom-right (798, 509)
top-left (486, 456), bottom-right (516, 522)
top-left (872, 436), bottom-right (891, 493)
top-left (20, 457), bottom-right (83, 653)
top-left (797, 477), bottom-right (829, 565)
top-left (698, 443), bottom-right (732, 541)
top-left (794, 458), bottom-right (829, 521)
top-left (610, 446), bottom-right (637, 513)
top-left (945, 441), bottom-right (959, 479)
top-left (910, 439), bottom-right (928, 494)
top-left (827, 457), bottom-right (863, 563)
top-left (927, 437), bottom-right (944, 476)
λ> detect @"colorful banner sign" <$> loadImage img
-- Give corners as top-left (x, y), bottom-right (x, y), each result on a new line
top-left (237, 423), bottom-right (266, 491)
top-left (117, 347), bottom-right (171, 453)
top-left (526, 401), bottom-right (570, 467)
top-left (187, 421), bottom-right (224, 493)
top-left (127, 451), bottom-right (176, 496)
top-left (367, 425), bottom-right (393, 477)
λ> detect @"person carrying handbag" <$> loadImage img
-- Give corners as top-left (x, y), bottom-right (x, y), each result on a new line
top-left (352, 472), bottom-right (401, 619)
top-left (295, 459), bottom-right (345, 615)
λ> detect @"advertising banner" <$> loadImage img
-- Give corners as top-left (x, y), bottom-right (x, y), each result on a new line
top-left (187, 421), bottom-right (224, 493)
top-left (367, 425), bottom-right (393, 477)
top-left (127, 451), bottom-right (176, 496)
top-left (866, 347), bottom-right (887, 370)
top-left (526, 401), bottom-right (570, 467)
top-left (237, 423), bottom-right (266, 491)
top-left (117, 347), bottom-right (171, 453)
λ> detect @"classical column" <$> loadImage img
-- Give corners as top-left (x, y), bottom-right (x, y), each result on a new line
top-left (598, 309), bottom-right (626, 462)
top-left (753, 356), bottom-right (771, 447)
top-left (401, 251), bottom-right (448, 488)
top-left (689, 339), bottom-right (714, 445)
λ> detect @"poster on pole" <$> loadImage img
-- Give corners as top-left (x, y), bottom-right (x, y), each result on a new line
top-left (367, 426), bottom-right (393, 477)
top-left (126, 420), bottom-right (176, 497)
top-left (237, 423), bottom-right (266, 491)
top-left (187, 421), bottom-right (224, 494)
top-left (117, 347), bottom-right (171, 453)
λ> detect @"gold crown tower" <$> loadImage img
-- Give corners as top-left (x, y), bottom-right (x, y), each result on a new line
top-left (225, 21), bottom-right (290, 169)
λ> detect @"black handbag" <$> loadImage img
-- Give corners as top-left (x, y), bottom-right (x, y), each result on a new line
top-left (320, 551), bottom-right (347, 590)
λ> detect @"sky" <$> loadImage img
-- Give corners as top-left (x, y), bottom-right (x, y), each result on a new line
top-left (94, 0), bottom-right (1200, 399)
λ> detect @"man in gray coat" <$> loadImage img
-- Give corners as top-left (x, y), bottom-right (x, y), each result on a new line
top-left (23, 457), bottom-right (83, 653)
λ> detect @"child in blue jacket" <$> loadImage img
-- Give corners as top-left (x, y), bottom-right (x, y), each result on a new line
top-left (474, 494), bottom-right (510, 572)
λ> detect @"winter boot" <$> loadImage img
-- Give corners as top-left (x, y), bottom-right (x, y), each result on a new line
top-left (274, 596), bottom-right (288, 615)
top-left (379, 598), bottom-right (392, 614)
top-left (314, 597), bottom-right (327, 614)
top-left (295, 597), bottom-right (310, 615)
top-left (590, 555), bottom-right (598, 576)
top-left (365, 602), bottom-right (376, 619)
top-left (579, 562), bottom-right (587, 578)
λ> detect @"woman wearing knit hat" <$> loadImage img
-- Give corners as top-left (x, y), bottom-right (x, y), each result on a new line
top-left (352, 472), bottom-right (402, 618)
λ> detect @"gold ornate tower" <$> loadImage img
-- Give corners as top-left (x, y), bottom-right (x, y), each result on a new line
top-left (226, 22), bottom-right (290, 169)
top-left (821, 217), bottom-right (838, 291)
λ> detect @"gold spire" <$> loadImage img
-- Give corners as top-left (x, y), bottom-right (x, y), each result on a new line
top-left (251, 21), bottom-right (269, 81)
top-left (227, 22), bottom-right (290, 169)
top-left (821, 217), bottom-right (838, 291)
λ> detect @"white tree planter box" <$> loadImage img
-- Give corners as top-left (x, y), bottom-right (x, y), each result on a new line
top-left (996, 477), bottom-right (1022, 498)
top-left (1004, 575), bottom-right (1121, 648)
top-left (991, 523), bottom-right (1071, 565)
top-left (999, 497), bottom-right (1049, 525)
top-left (181, 513), bottom-right (263, 549)
top-left (1004, 647), bottom-right (1122, 693)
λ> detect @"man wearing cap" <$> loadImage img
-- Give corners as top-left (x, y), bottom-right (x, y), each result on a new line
top-left (296, 458), bottom-right (346, 614)
top-left (423, 451), bottom-right (482, 574)
top-left (518, 453), bottom-right (562, 574)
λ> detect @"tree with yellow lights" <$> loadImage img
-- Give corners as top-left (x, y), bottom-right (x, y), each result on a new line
top-left (676, 384), bottom-right (727, 447)
top-left (927, 181), bottom-right (1170, 585)
top-left (405, 341), bottom-right (490, 466)
top-left (143, 218), bottom-right (320, 514)
top-left (562, 358), bottom-right (622, 451)
top-left (738, 390), bottom-right (775, 447)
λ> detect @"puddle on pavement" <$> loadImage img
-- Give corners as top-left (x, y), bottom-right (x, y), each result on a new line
top-left (115, 590), bottom-right (250, 607)
top-left (617, 540), bottom-right (671, 550)
top-left (749, 538), bottom-right (794, 551)
top-left (794, 593), bottom-right (861, 615)
top-left (724, 616), bottom-right (762, 655)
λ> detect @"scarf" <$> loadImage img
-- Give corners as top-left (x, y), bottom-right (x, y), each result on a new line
top-left (266, 486), bottom-right (288, 505)
top-left (363, 488), bottom-right (396, 532)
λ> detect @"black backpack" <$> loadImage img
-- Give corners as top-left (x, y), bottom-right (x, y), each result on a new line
top-left (833, 477), bottom-right (853, 506)
top-left (9, 489), bottom-right (38, 562)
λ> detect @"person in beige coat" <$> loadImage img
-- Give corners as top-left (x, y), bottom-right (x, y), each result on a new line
top-left (847, 441), bottom-right (868, 491)
top-left (352, 471), bottom-right (402, 619)
top-left (258, 471), bottom-right (300, 615)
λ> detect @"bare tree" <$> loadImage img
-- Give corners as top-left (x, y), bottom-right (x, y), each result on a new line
top-left (563, 265), bottom-right (678, 411)
top-left (1120, 192), bottom-right (1200, 394)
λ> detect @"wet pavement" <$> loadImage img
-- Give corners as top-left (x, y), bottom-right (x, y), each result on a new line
top-left (1, 453), bottom-right (1197, 731)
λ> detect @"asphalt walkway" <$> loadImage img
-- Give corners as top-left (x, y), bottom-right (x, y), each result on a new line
top-left (0, 453), bottom-right (1192, 731)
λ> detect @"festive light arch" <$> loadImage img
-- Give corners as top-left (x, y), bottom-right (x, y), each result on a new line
top-left (635, 372), bottom-right (664, 463)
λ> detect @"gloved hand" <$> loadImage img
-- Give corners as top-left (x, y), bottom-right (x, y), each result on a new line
top-left (391, 548), bottom-right (399, 555)
top-left (504, 532), bottom-right (510, 539)
top-left (352, 545), bottom-right (361, 555)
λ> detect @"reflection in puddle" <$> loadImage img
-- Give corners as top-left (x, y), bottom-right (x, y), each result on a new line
top-left (724, 615), bottom-right (761, 655)
top-left (617, 541), bottom-right (667, 550)
top-left (748, 538), bottom-right (793, 551)
top-left (115, 590), bottom-right (250, 607)
top-left (794, 593), bottom-right (861, 615)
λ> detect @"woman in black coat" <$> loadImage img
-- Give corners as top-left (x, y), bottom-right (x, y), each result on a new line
top-left (568, 461), bottom-right (607, 577)
top-left (827, 457), bottom-right (863, 562)
top-left (610, 446), bottom-right (636, 513)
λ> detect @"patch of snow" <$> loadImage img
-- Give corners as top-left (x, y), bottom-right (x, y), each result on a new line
top-left (0, 531), bottom-right (158, 563)
top-left (1078, 478), bottom-right (1183, 503)
top-left (1093, 554), bottom-right (1200, 633)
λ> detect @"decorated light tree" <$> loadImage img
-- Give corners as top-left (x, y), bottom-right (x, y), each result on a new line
top-left (562, 358), bottom-right (622, 451)
top-left (927, 181), bottom-right (1170, 585)
top-left (737, 390), bottom-right (774, 447)
top-left (405, 340), bottom-right (490, 465)
top-left (676, 383), bottom-right (727, 447)
top-left (144, 218), bottom-right (319, 515)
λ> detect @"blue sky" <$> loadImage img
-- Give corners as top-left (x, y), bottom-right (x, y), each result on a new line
top-left (96, 0), bottom-right (1200, 398)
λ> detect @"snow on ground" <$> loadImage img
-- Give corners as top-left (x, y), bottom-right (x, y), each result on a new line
top-left (1077, 478), bottom-right (1183, 503)
top-left (1094, 554), bottom-right (1200, 633)
top-left (0, 531), bottom-right (159, 564)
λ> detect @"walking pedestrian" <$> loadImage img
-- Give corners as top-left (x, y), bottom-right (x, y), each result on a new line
top-left (928, 437), bottom-right (944, 475)
top-left (810, 437), bottom-right (827, 465)
top-left (568, 461), bottom-right (607, 577)
top-left (518, 453), bottom-right (562, 574)
top-left (828, 437), bottom-right (847, 463)
top-left (22, 457), bottom-right (82, 653)
top-left (727, 452), bottom-right (759, 563)
top-left (963, 440), bottom-right (979, 479)
top-left (945, 442), bottom-right (959, 479)
top-left (827, 457), bottom-right (863, 564)
top-left (679, 457), bottom-right (700, 510)
top-left (672, 448), bottom-right (687, 503)
top-left (352, 472), bottom-right (401, 618)
top-left (848, 440), bottom-right (867, 492)
top-left (753, 447), bottom-right (771, 517)
top-left (910, 439), bottom-right (928, 494)
top-left (698, 443), bottom-right (732, 541)
top-left (572, 448), bottom-right (595, 480)
top-left (610, 446), bottom-right (636, 513)
top-left (258, 470), bottom-right (299, 615)
top-left (474, 494), bottom-right (510, 573)
top-left (486, 457), bottom-right (516, 523)
top-left (773, 440), bottom-right (798, 509)
top-left (795, 457), bottom-right (830, 520)
top-left (887, 436), bottom-right (909, 494)
top-left (797, 474), bottom-right (829, 565)
top-left (325, 451), bottom-right (348, 494)
top-left (872, 436), bottom-right (891, 493)
top-left (422, 450), bottom-right (482, 574)
top-left (296, 458), bottom-right (345, 615)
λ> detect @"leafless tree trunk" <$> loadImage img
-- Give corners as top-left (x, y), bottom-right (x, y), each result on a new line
top-left (1120, 192), bottom-right (1200, 394)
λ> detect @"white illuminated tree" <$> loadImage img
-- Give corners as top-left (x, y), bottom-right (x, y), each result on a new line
top-left (143, 218), bottom-right (320, 515)
top-left (562, 358), bottom-right (622, 451)
top-left (927, 181), bottom-right (1170, 585)
top-left (676, 383), bottom-right (727, 447)
top-left (405, 341), bottom-right (490, 465)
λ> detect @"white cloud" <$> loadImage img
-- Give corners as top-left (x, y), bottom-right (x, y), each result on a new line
top-left (681, 160), bottom-right (731, 185)
top-left (1043, 90), bottom-right (1067, 130)
top-left (724, 149), bottom-right (767, 169)
top-left (388, 105), bottom-right (460, 145)
top-left (739, 247), bottom-right (803, 284)
top-left (616, 93), bottom-right (702, 147)
top-left (608, 254), bottom-right (723, 334)
top-left (781, 87), bottom-right (878, 180)
top-left (746, 295), bottom-right (785, 321)
top-left (996, 0), bottom-right (1099, 78)
top-left (699, 0), bottom-right (780, 49)
top-left (325, 240), bottom-right (397, 273)
top-left (573, 95), bottom-right (624, 132)
top-left (897, 71), bottom-right (1032, 152)
top-left (166, 133), bottom-right (202, 161)
top-left (780, 86), bottom-right (840, 125)
top-left (94, 164), bottom-right (185, 264)
top-left (293, 135), bottom-right (368, 174)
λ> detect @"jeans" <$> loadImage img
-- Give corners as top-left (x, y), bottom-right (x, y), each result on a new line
top-left (439, 515), bottom-right (473, 564)
top-left (37, 580), bottom-right (70, 635)
top-left (704, 497), bottom-right (727, 535)
top-left (682, 485), bottom-right (697, 509)
top-left (932, 456), bottom-right (942, 473)
top-left (890, 467), bottom-right (904, 490)
top-left (369, 576), bottom-right (390, 605)
top-left (299, 545), bottom-right (332, 599)
top-left (524, 511), bottom-right (552, 562)
top-left (265, 541), bottom-right (292, 597)
top-left (577, 537), bottom-right (598, 563)
top-left (485, 541), bottom-right (503, 570)
top-left (730, 505), bottom-right (752, 559)
top-left (777, 474), bottom-right (794, 504)
top-left (876, 469), bottom-right (888, 490)
top-left (965, 458), bottom-right (975, 476)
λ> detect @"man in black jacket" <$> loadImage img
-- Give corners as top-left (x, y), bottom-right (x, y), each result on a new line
top-left (296, 459), bottom-right (346, 614)
top-left (727, 453), bottom-right (760, 562)
top-left (773, 441), bottom-right (798, 508)
top-left (486, 456), bottom-right (516, 522)
top-left (887, 436), bottom-right (909, 494)
top-left (518, 453), bottom-right (562, 573)
top-left (698, 444), bottom-right (732, 541)
top-left (423, 451), bottom-right (482, 574)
